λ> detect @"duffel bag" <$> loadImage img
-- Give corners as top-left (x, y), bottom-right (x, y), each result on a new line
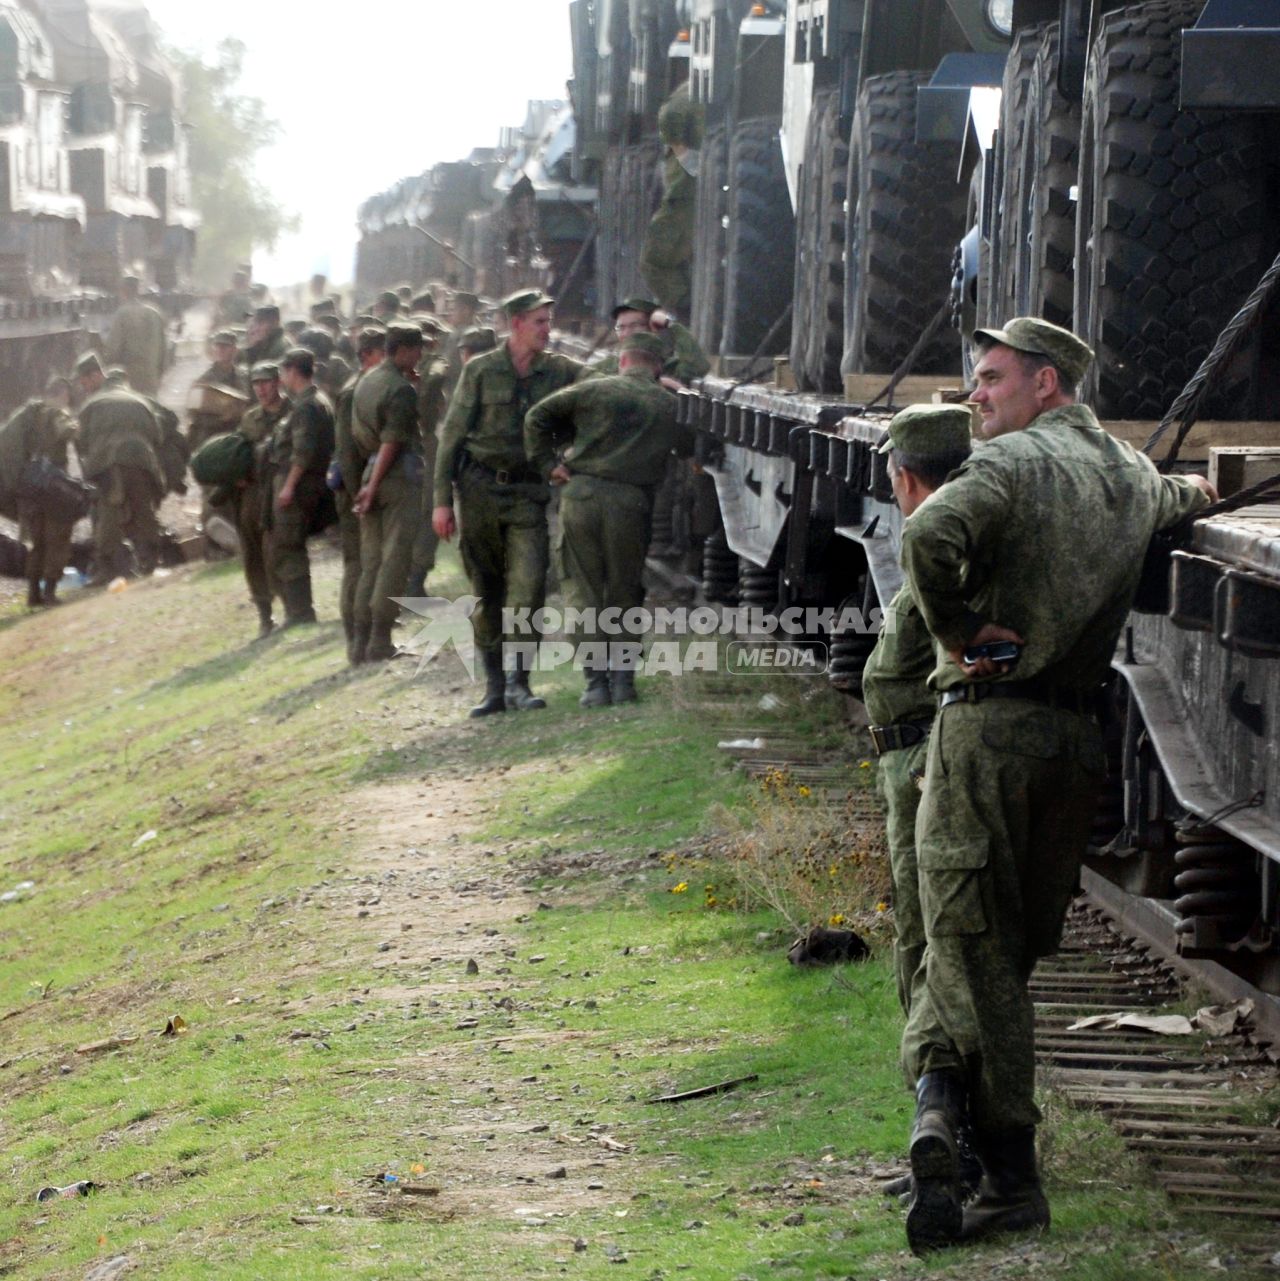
top-left (190, 431), bottom-right (254, 487)
top-left (16, 457), bottom-right (96, 522)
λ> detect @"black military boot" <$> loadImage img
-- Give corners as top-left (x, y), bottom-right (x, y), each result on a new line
top-left (280, 578), bottom-right (317, 628)
top-left (580, 668), bottom-right (611, 708)
top-left (504, 652), bottom-right (546, 711)
top-left (905, 1070), bottom-right (966, 1254)
top-left (883, 1116), bottom-right (983, 1203)
top-left (255, 600), bottom-right (274, 640)
top-left (26, 574), bottom-right (42, 608)
top-left (960, 1127), bottom-right (1049, 1242)
top-left (470, 649), bottom-right (507, 718)
top-left (404, 568), bottom-right (427, 598)
top-left (609, 667), bottom-right (638, 704)
top-left (366, 621), bottom-right (400, 663)
top-left (41, 579), bottom-right (62, 607)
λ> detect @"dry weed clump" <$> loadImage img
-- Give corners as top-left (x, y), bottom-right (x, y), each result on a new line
top-left (689, 766), bottom-right (893, 939)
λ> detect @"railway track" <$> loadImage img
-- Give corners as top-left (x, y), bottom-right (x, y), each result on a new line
top-left (701, 677), bottom-right (1280, 1248)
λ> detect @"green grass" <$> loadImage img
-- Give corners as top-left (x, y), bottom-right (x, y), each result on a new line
top-left (0, 545), bottom-right (1267, 1279)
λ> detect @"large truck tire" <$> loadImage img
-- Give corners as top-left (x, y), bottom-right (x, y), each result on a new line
top-left (690, 124), bottom-right (728, 354)
top-left (1019, 23), bottom-right (1079, 328)
top-left (990, 23), bottom-right (1051, 327)
top-left (790, 88), bottom-right (848, 392)
top-left (598, 142), bottom-right (664, 318)
top-left (1074, 0), bottom-right (1276, 419)
top-left (842, 71), bottom-right (964, 377)
top-left (721, 116), bottom-right (794, 359)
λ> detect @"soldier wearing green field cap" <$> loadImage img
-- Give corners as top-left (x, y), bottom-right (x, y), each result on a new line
top-left (433, 287), bottom-right (581, 717)
top-left (524, 331), bottom-right (693, 707)
top-left (580, 297), bottom-right (709, 387)
top-left (350, 323), bottom-right (425, 662)
top-left (897, 318), bottom-right (1216, 1254)
top-left (860, 405), bottom-right (981, 1207)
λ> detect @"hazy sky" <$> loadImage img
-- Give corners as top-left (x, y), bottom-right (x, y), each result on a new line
top-left (141, 0), bottom-right (575, 287)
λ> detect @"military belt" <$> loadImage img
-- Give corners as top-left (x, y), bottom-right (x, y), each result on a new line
top-left (465, 454), bottom-right (539, 486)
top-left (867, 719), bottom-right (932, 757)
top-left (939, 680), bottom-right (1098, 717)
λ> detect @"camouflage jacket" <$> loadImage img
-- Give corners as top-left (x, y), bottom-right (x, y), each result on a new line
top-left (334, 373), bottom-right (364, 501)
top-left (77, 387), bottom-right (163, 485)
top-left (901, 403), bottom-right (1210, 692)
top-left (524, 372), bottom-right (690, 489)
top-left (435, 342), bottom-right (581, 495)
top-left (267, 384), bottom-right (333, 475)
top-left (417, 355), bottom-right (449, 444)
top-left (0, 399), bottom-right (76, 492)
top-left (103, 300), bottom-right (167, 387)
top-left (579, 320), bottom-right (710, 386)
top-left (861, 582), bottom-right (937, 728)
top-left (352, 361), bottom-right (420, 462)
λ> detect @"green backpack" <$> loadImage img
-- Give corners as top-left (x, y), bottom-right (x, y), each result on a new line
top-left (190, 431), bottom-right (254, 486)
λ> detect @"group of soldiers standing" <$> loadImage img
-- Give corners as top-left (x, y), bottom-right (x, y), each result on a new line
top-left (0, 272), bottom-right (191, 603)
top-left (189, 276), bottom-right (710, 709)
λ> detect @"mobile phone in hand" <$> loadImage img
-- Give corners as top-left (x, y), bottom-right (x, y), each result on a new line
top-left (962, 640), bottom-right (1023, 667)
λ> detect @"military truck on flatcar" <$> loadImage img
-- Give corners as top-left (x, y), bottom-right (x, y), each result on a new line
top-left (569, 0), bottom-right (1280, 1001)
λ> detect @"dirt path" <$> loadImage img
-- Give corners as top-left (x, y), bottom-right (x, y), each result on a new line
top-left (293, 768), bottom-right (633, 1228)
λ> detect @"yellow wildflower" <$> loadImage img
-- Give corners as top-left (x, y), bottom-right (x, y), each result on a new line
top-left (829, 913), bottom-right (845, 927)
top-left (797, 785), bottom-right (811, 798)
top-left (670, 881), bottom-right (689, 894)
top-left (858, 760), bottom-right (871, 769)
top-left (875, 900), bottom-right (889, 913)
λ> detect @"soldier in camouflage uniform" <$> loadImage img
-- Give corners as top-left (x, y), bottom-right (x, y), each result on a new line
top-left (405, 326), bottom-right (450, 599)
top-left (215, 266), bottom-right (253, 328)
top-left (442, 290), bottom-right (482, 393)
top-left (236, 362), bottom-right (290, 638)
top-left (334, 328), bottom-right (386, 662)
top-left (74, 352), bottom-right (164, 582)
top-left (350, 324), bottom-right (425, 662)
top-left (580, 297), bottom-right (709, 386)
top-left (0, 378), bottom-right (78, 606)
top-left (187, 330), bottom-right (249, 449)
top-left (899, 318), bottom-right (1216, 1254)
top-left (433, 288), bottom-right (581, 717)
top-left (861, 406), bottom-right (974, 1035)
top-left (267, 348), bottom-right (335, 627)
top-left (525, 332), bottom-right (692, 706)
top-left (241, 306), bottom-right (288, 369)
top-left (640, 85), bottom-right (703, 315)
top-left (103, 275), bottom-right (168, 397)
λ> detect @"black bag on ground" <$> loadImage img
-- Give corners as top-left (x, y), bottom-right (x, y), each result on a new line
top-left (16, 458), bottom-right (96, 522)
top-left (190, 431), bottom-right (254, 487)
top-left (0, 530), bottom-right (27, 577)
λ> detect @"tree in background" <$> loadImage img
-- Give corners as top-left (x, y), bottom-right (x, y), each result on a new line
top-left (171, 38), bottom-right (297, 287)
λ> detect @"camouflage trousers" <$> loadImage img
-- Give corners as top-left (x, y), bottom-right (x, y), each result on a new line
top-left (902, 698), bottom-right (1103, 1136)
top-left (356, 467), bottom-right (421, 631)
top-left (234, 478), bottom-right (275, 608)
top-left (877, 738), bottom-right (929, 1017)
top-left (456, 462), bottom-right (548, 656)
top-left (92, 464), bottom-right (161, 578)
top-left (336, 491), bottom-right (360, 635)
top-left (557, 474), bottom-right (652, 651)
top-left (269, 472), bottom-right (325, 586)
top-left (17, 498), bottom-right (74, 584)
top-left (408, 431), bottom-right (439, 587)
